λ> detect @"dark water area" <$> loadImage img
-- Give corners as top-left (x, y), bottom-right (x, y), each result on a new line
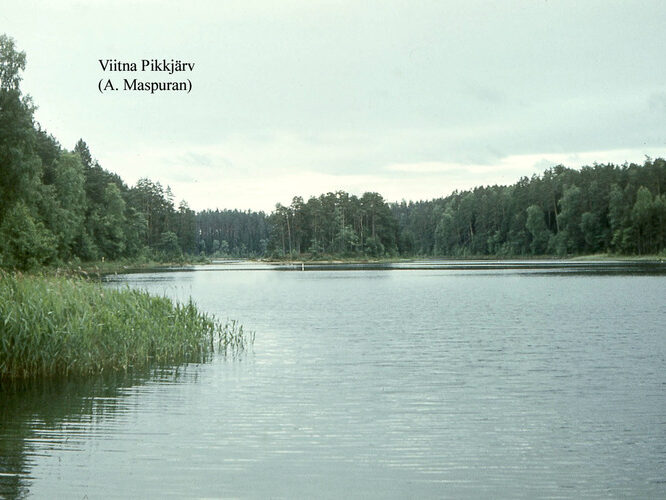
top-left (1, 261), bottom-right (665, 498)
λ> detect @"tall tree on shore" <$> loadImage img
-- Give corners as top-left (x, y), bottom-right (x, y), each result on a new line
top-left (0, 35), bottom-right (57, 268)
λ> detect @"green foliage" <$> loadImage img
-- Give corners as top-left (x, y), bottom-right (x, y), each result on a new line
top-left (175, 201), bottom-right (197, 254)
top-left (42, 153), bottom-right (87, 259)
top-left (0, 34), bottom-right (26, 91)
top-left (266, 191), bottom-right (398, 258)
top-left (0, 202), bottom-right (56, 270)
top-left (0, 36), bottom-right (41, 224)
top-left (394, 161), bottom-right (666, 257)
top-left (580, 211), bottom-right (603, 252)
top-left (157, 231), bottom-right (182, 260)
top-left (202, 162), bottom-right (666, 259)
top-left (526, 205), bottom-right (549, 255)
top-left (556, 185), bottom-right (584, 254)
top-left (631, 186), bottom-right (662, 255)
top-left (364, 235), bottom-right (384, 257)
top-left (0, 272), bottom-right (253, 379)
top-left (608, 184), bottom-right (627, 251)
top-left (197, 208), bottom-right (269, 257)
top-left (90, 183), bottom-right (127, 259)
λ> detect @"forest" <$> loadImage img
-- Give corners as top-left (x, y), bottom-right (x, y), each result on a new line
top-left (1, 33), bottom-right (665, 270)
top-left (265, 159), bottom-right (666, 258)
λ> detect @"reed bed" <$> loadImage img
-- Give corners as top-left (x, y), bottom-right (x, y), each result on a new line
top-left (0, 272), bottom-right (252, 379)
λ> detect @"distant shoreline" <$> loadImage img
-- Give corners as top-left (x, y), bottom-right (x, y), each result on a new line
top-left (259, 253), bottom-right (666, 265)
top-left (34, 252), bottom-right (665, 279)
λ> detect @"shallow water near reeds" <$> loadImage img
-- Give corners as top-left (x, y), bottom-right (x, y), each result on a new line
top-left (2, 260), bottom-right (665, 498)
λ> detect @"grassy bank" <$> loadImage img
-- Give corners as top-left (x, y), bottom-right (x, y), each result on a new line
top-left (0, 272), bottom-right (251, 380)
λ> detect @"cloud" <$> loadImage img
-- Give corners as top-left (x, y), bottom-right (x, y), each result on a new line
top-left (385, 162), bottom-right (472, 174)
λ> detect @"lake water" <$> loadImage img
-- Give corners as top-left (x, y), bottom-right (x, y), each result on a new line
top-left (1, 260), bottom-right (665, 498)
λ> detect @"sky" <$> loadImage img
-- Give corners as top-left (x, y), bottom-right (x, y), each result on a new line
top-left (2, 0), bottom-right (666, 212)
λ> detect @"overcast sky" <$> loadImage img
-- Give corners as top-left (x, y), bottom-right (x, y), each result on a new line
top-left (3, 1), bottom-right (666, 212)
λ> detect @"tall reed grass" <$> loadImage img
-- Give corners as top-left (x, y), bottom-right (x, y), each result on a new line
top-left (0, 272), bottom-right (252, 379)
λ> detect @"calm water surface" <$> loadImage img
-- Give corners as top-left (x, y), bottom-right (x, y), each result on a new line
top-left (1, 261), bottom-right (665, 498)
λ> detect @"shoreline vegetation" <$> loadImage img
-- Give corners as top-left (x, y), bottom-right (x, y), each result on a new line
top-left (0, 272), bottom-right (252, 380)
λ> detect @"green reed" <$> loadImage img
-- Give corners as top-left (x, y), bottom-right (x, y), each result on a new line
top-left (0, 272), bottom-right (252, 379)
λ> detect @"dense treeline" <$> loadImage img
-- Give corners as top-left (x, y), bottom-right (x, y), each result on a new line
top-left (1, 34), bottom-right (665, 270)
top-left (197, 209), bottom-right (269, 257)
top-left (262, 160), bottom-right (666, 258)
top-left (391, 161), bottom-right (666, 257)
top-left (267, 192), bottom-right (398, 257)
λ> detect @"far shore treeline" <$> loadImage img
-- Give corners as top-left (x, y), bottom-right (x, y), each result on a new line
top-left (1, 34), bottom-right (665, 271)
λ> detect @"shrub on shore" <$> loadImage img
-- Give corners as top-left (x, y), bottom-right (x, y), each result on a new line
top-left (0, 272), bottom-right (251, 379)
